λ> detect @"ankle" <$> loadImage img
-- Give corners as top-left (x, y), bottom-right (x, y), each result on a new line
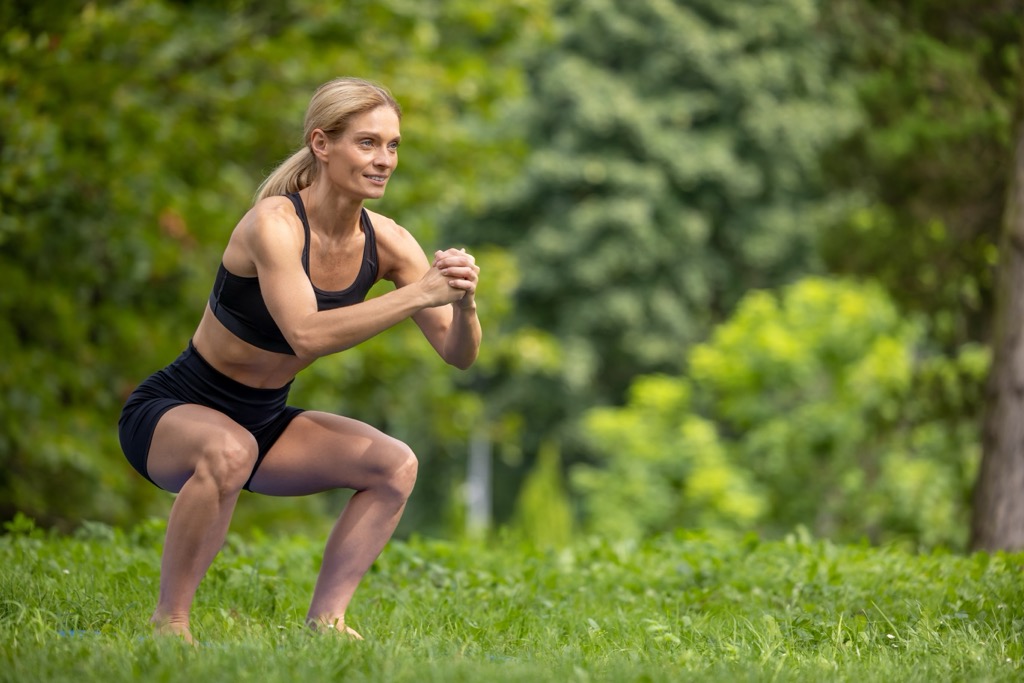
top-left (151, 610), bottom-right (190, 630)
top-left (151, 616), bottom-right (194, 645)
top-left (307, 617), bottom-right (363, 640)
top-left (307, 614), bottom-right (344, 630)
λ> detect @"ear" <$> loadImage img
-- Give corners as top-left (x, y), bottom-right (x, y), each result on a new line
top-left (309, 128), bottom-right (330, 162)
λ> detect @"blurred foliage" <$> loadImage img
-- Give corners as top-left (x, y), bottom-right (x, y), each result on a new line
top-left (458, 0), bottom-right (861, 387)
top-left (447, 0), bottom-right (862, 482)
top-left (0, 0), bottom-right (553, 532)
top-left (1, 0), bottom-right (1020, 549)
top-left (821, 0), bottom-right (1022, 349)
top-left (493, 0), bottom-right (1017, 548)
top-left (576, 278), bottom-right (987, 549)
top-left (574, 375), bottom-right (764, 539)
top-left (509, 440), bottom-right (573, 548)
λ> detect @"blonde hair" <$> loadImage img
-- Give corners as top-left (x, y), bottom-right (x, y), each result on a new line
top-left (254, 77), bottom-right (402, 203)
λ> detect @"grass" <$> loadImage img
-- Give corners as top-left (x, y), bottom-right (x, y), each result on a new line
top-left (1, 514), bottom-right (1022, 682)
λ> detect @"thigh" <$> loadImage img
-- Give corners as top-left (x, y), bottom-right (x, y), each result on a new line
top-left (146, 404), bottom-right (258, 493)
top-left (246, 411), bottom-right (413, 497)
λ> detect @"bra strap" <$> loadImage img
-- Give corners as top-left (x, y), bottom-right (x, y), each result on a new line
top-left (285, 192), bottom-right (312, 275)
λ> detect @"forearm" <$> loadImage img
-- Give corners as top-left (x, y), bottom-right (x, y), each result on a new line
top-left (289, 285), bottom-right (429, 361)
top-left (442, 302), bottom-right (481, 370)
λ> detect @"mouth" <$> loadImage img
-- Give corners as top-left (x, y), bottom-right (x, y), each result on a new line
top-left (365, 174), bottom-right (388, 184)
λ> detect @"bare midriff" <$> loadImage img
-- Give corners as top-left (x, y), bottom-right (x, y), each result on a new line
top-left (191, 305), bottom-right (313, 389)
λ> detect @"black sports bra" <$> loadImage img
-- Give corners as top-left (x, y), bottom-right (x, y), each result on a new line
top-left (208, 192), bottom-right (379, 354)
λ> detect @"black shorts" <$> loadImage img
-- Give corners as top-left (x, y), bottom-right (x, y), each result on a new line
top-left (118, 341), bottom-right (304, 491)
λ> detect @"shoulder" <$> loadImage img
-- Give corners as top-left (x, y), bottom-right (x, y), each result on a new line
top-left (245, 195), bottom-right (302, 233)
top-left (364, 209), bottom-right (415, 245)
top-left (223, 196), bottom-right (305, 272)
top-left (237, 196), bottom-right (304, 249)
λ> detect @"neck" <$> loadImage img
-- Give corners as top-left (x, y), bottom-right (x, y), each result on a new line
top-left (301, 182), bottom-right (364, 238)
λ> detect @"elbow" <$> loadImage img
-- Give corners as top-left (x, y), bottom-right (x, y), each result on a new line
top-left (294, 349), bottom-right (319, 364)
top-left (446, 351), bottom-right (478, 371)
top-left (442, 331), bottom-right (481, 370)
top-left (292, 346), bottom-right (320, 364)
top-left (287, 329), bottom-right (321, 362)
top-left (289, 326), bottom-right (358, 361)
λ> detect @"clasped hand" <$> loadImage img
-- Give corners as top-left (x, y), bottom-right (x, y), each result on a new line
top-left (424, 247), bottom-right (478, 309)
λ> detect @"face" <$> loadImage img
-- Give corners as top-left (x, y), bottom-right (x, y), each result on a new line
top-left (313, 106), bottom-right (401, 200)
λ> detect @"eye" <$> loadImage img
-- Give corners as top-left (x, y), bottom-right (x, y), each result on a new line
top-left (359, 139), bottom-right (374, 147)
top-left (388, 141), bottom-right (400, 151)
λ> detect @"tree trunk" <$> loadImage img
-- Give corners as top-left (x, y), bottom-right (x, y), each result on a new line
top-left (970, 26), bottom-right (1024, 552)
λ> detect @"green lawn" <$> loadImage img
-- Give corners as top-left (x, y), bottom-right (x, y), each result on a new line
top-left (2, 515), bottom-right (1021, 682)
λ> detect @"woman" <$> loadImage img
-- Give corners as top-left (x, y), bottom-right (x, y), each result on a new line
top-left (118, 77), bottom-right (481, 643)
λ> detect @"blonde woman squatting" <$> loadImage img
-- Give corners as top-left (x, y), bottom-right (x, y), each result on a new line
top-left (118, 77), bottom-right (481, 643)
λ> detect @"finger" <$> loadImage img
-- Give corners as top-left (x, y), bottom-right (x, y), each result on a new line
top-left (434, 248), bottom-right (476, 269)
top-left (437, 259), bottom-right (475, 272)
top-left (440, 266), bottom-right (478, 281)
top-left (434, 251), bottom-right (459, 267)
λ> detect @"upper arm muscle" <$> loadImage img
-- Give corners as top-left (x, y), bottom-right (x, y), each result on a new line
top-left (376, 216), bottom-right (451, 355)
top-left (242, 202), bottom-right (318, 347)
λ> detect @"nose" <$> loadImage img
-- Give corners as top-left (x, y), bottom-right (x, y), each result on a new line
top-left (374, 148), bottom-right (395, 169)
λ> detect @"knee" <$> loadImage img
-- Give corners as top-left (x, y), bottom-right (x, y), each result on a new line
top-left (194, 432), bottom-right (258, 496)
top-left (382, 441), bottom-right (418, 501)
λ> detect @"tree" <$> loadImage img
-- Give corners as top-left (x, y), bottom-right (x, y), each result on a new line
top-left (971, 21), bottom-right (1024, 551)
top-left (447, 0), bottom-right (860, 476)
top-left (820, 0), bottom-right (1022, 350)
top-left (809, 0), bottom-right (1023, 550)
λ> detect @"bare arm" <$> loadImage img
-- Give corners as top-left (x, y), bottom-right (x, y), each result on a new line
top-left (245, 206), bottom-right (463, 361)
top-left (413, 248), bottom-right (482, 370)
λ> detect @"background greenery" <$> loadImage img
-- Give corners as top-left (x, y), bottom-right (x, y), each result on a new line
top-left (1, 0), bottom-right (1021, 552)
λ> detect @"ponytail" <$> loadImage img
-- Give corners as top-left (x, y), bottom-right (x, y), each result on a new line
top-left (253, 146), bottom-right (318, 204)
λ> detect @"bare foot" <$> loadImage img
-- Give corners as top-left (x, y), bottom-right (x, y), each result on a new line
top-left (151, 616), bottom-right (195, 645)
top-left (308, 618), bottom-right (363, 640)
